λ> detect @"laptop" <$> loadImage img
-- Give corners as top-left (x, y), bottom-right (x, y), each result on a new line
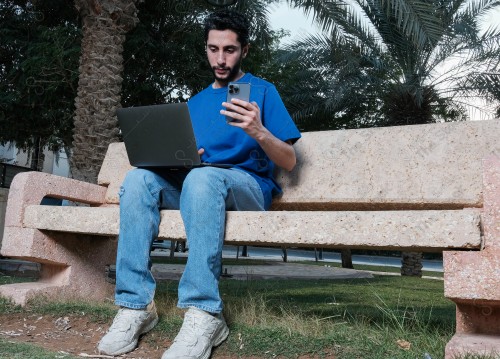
top-left (116, 103), bottom-right (231, 169)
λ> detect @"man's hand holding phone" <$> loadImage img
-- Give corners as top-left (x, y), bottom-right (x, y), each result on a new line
top-left (221, 103), bottom-right (266, 142)
top-left (221, 82), bottom-right (267, 140)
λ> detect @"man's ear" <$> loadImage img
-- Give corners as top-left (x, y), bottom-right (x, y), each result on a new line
top-left (242, 44), bottom-right (249, 58)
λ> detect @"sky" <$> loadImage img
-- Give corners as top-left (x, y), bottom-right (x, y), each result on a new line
top-left (268, 2), bottom-right (500, 40)
top-left (268, 3), bottom-right (318, 43)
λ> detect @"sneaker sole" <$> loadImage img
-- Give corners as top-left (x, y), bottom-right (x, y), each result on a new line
top-left (213, 323), bottom-right (229, 347)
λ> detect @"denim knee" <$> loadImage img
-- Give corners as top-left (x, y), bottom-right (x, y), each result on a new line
top-left (181, 167), bottom-right (226, 199)
top-left (121, 169), bottom-right (165, 201)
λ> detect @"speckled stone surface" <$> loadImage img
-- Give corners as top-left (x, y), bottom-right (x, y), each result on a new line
top-left (445, 334), bottom-right (500, 359)
top-left (444, 156), bottom-right (500, 358)
top-left (98, 120), bottom-right (500, 209)
top-left (482, 156), bottom-right (500, 249)
top-left (23, 206), bottom-right (481, 251)
top-left (0, 172), bottom-right (112, 306)
top-left (97, 142), bottom-right (132, 204)
top-left (444, 158), bottom-right (500, 301)
top-left (4, 172), bottom-right (106, 228)
top-left (274, 120), bottom-right (499, 210)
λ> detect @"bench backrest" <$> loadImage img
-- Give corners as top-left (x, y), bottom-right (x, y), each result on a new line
top-left (98, 120), bottom-right (499, 209)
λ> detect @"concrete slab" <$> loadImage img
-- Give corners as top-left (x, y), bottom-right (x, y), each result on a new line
top-left (482, 157), bottom-right (500, 248)
top-left (151, 262), bottom-right (374, 281)
top-left (5, 172), bottom-right (106, 228)
top-left (22, 206), bottom-right (481, 251)
top-left (97, 121), bottom-right (500, 209)
top-left (446, 333), bottom-right (500, 359)
top-left (274, 120), bottom-right (499, 210)
top-left (444, 251), bottom-right (500, 302)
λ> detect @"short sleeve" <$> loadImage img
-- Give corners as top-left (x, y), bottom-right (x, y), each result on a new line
top-left (262, 86), bottom-right (301, 144)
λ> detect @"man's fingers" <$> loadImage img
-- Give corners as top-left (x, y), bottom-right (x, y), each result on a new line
top-left (221, 109), bottom-right (244, 122)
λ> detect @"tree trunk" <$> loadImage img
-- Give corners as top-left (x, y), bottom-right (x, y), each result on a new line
top-left (401, 252), bottom-right (423, 277)
top-left (282, 247), bottom-right (288, 262)
top-left (30, 137), bottom-right (45, 171)
top-left (241, 245), bottom-right (249, 257)
top-left (341, 249), bottom-right (353, 269)
top-left (71, 0), bottom-right (141, 183)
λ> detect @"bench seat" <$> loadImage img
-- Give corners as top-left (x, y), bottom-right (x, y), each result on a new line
top-left (23, 205), bottom-right (481, 251)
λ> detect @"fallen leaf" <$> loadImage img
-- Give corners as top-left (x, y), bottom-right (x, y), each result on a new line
top-left (396, 339), bottom-right (411, 350)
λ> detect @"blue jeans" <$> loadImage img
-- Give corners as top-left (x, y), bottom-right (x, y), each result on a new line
top-left (114, 167), bottom-right (265, 313)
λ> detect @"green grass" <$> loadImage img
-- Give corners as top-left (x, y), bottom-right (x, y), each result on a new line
top-left (153, 277), bottom-right (456, 358)
top-left (0, 273), bottom-right (485, 359)
top-left (0, 338), bottom-right (78, 359)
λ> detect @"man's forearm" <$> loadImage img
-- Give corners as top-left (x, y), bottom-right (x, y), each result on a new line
top-left (255, 128), bottom-right (296, 172)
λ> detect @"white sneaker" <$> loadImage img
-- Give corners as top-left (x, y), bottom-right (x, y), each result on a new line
top-left (98, 301), bottom-right (158, 355)
top-left (162, 307), bottom-right (229, 359)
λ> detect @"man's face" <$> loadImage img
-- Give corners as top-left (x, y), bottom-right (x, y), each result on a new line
top-left (206, 29), bottom-right (248, 87)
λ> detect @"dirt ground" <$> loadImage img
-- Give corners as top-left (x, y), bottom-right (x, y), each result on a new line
top-left (0, 312), bottom-right (166, 358)
top-left (0, 313), bottom-right (335, 359)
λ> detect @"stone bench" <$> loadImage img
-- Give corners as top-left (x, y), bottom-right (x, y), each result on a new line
top-left (1, 119), bottom-right (499, 359)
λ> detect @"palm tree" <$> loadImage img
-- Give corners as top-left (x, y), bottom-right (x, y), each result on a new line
top-left (70, 0), bottom-right (141, 183)
top-left (70, 0), bottom-right (279, 183)
top-left (283, 0), bottom-right (499, 274)
top-left (283, 0), bottom-right (500, 129)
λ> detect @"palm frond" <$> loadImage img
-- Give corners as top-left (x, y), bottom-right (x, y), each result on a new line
top-left (460, 0), bottom-right (500, 19)
top-left (377, 0), bottom-right (445, 48)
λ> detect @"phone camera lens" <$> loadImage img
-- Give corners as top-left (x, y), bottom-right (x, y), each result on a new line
top-left (228, 84), bottom-right (240, 94)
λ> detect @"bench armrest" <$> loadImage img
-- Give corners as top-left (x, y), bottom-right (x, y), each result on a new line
top-left (5, 172), bottom-right (107, 227)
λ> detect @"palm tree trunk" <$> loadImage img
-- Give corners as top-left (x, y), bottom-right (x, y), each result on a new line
top-left (401, 252), bottom-right (423, 277)
top-left (341, 249), bottom-right (353, 269)
top-left (71, 0), bottom-right (141, 183)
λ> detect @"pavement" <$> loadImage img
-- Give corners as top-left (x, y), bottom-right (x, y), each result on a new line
top-left (0, 255), bottom-right (375, 282)
top-left (0, 245), bottom-right (444, 282)
top-left (152, 261), bottom-right (374, 281)
top-left (0, 258), bottom-right (40, 278)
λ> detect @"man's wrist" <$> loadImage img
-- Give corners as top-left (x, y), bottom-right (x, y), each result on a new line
top-left (254, 127), bottom-right (271, 144)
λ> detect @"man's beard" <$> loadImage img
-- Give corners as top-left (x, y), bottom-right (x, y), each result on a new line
top-left (212, 57), bottom-right (243, 86)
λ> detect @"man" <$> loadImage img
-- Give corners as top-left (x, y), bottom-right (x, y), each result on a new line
top-left (98, 9), bottom-right (301, 359)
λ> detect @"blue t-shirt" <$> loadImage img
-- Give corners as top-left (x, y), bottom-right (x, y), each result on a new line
top-left (187, 73), bottom-right (301, 209)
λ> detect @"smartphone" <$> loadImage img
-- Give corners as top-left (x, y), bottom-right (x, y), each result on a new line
top-left (225, 82), bottom-right (251, 122)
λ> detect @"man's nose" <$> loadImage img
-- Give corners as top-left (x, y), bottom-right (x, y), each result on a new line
top-left (217, 51), bottom-right (225, 64)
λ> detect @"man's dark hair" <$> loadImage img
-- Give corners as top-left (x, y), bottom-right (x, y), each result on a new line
top-left (204, 9), bottom-right (250, 47)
